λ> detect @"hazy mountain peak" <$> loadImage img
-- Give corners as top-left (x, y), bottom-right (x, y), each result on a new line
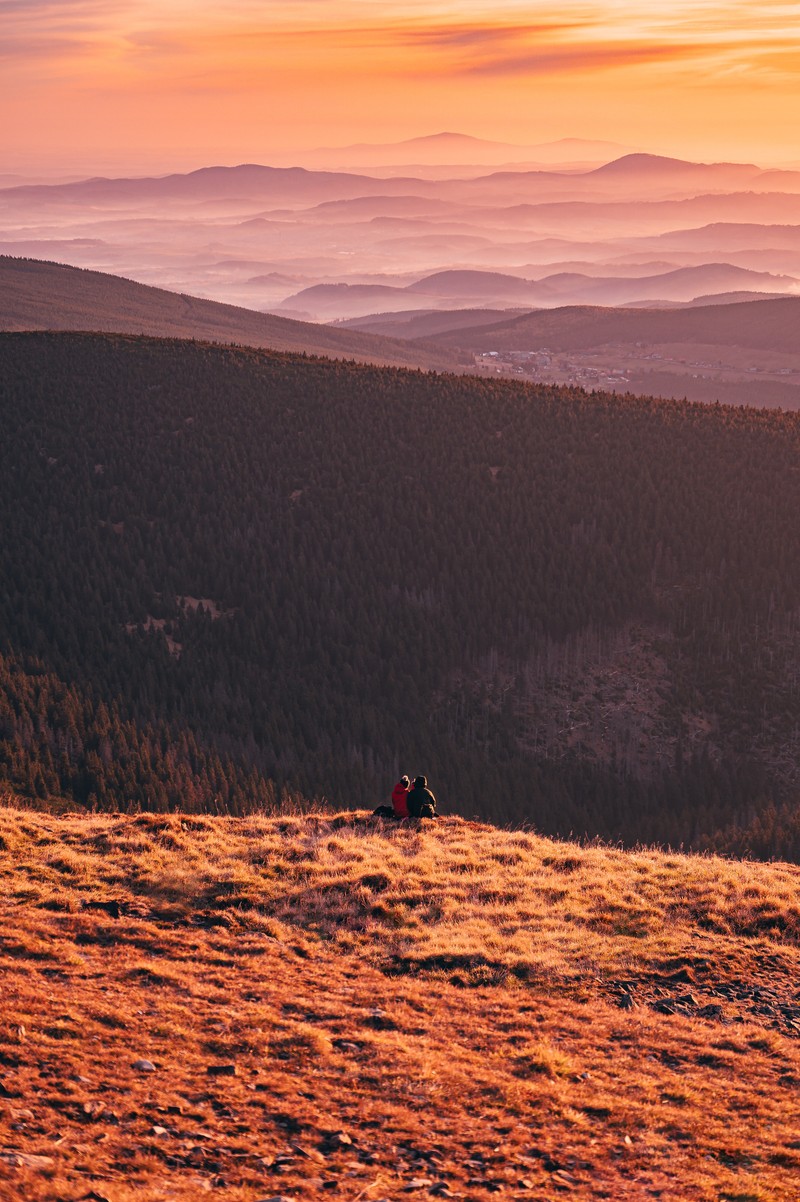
top-left (593, 152), bottom-right (761, 176)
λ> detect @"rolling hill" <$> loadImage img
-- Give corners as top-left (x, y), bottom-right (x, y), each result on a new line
top-left (0, 164), bottom-right (436, 206)
top-left (0, 257), bottom-right (462, 371)
top-left (424, 294), bottom-right (800, 355)
top-left (280, 264), bottom-right (797, 321)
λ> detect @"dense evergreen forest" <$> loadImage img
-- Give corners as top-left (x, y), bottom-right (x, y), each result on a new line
top-left (2, 331), bottom-right (800, 858)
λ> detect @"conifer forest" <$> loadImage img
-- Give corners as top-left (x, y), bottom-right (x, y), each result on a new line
top-left (3, 331), bottom-right (800, 858)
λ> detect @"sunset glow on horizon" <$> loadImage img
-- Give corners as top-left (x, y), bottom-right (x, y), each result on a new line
top-left (2, 1), bottom-right (800, 174)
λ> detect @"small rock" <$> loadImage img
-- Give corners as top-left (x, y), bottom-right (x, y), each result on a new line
top-left (8, 1106), bottom-right (34, 1122)
top-left (0, 1152), bottom-right (55, 1169)
top-left (82, 1101), bottom-right (105, 1120)
top-left (132, 1059), bottom-right (156, 1073)
top-left (206, 1063), bottom-right (237, 1077)
top-left (404, 1180), bottom-right (433, 1192)
top-left (551, 1169), bottom-right (579, 1189)
top-left (325, 1131), bottom-right (353, 1149)
top-left (290, 1142), bottom-right (325, 1163)
top-left (152, 1124), bottom-right (169, 1136)
top-left (617, 994), bottom-right (635, 1010)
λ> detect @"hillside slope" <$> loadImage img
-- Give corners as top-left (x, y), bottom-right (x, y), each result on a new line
top-left (426, 295), bottom-right (800, 355)
top-left (5, 332), bottom-right (800, 854)
top-left (0, 257), bottom-right (461, 371)
top-left (1, 803), bottom-right (799, 1202)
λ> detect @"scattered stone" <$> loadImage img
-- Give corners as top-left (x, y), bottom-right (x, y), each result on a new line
top-left (517, 1179), bottom-right (536, 1190)
top-left (8, 1107), bottom-right (34, 1123)
top-left (132, 1059), bottom-right (157, 1072)
top-left (82, 1101), bottom-right (105, 1120)
top-left (0, 1082), bottom-right (21, 1099)
top-left (617, 994), bottom-right (636, 1010)
top-left (404, 1179), bottom-right (433, 1191)
top-left (290, 1142), bottom-right (325, 1163)
top-left (206, 1064), bottom-right (237, 1077)
top-left (323, 1131), bottom-right (353, 1150)
top-left (152, 1125), bottom-right (169, 1136)
top-left (0, 1151), bottom-right (55, 1169)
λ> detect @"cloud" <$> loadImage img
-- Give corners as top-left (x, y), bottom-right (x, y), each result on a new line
top-left (3, 1), bottom-right (799, 95)
top-left (401, 21), bottom-right (592, 51)
top-left (0, 0), bottom-right (133, 63)
top-left (460, 40), bottom-right (713, 78)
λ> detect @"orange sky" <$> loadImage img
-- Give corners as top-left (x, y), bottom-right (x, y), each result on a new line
top-left (2, 1), bottom-right (800, 174)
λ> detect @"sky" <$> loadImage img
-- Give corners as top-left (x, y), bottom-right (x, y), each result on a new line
top-left (2, 0), bottom-right (800, 175)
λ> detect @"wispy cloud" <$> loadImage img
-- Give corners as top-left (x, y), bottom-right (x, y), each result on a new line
top-left (4, 2), bottom-right (799, 80)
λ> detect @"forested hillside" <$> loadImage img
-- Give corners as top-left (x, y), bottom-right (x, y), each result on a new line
top-left (3, 331), bottom-right (800, 856)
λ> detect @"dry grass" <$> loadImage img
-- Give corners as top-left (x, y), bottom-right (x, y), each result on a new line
top-left (1, 801), bottom-right (799, 1201)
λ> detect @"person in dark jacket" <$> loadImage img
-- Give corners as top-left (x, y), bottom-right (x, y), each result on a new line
top-left (406, 775), bottom-right (437, 818)
top-left (392, 775), bottom-right (411, 818)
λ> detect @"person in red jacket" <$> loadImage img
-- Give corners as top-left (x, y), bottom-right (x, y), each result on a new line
top-left (392, 775), bottom-right (411, 818)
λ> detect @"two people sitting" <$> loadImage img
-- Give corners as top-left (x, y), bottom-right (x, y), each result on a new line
top-left (391, 774), bottom-right (437, 819)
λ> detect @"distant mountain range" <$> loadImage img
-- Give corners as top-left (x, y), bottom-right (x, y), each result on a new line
top-left (3, 150), bottom-right (800, 325)
top-left (293, 132), bottom-right (635, 171)
top-left (3, 154), bottom-right (798, 210)
top-left (278, 263), bottom-right (797, 320)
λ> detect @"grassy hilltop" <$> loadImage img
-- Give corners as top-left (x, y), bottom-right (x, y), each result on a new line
top-left (1, 799), bottom-right (799, 1201)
